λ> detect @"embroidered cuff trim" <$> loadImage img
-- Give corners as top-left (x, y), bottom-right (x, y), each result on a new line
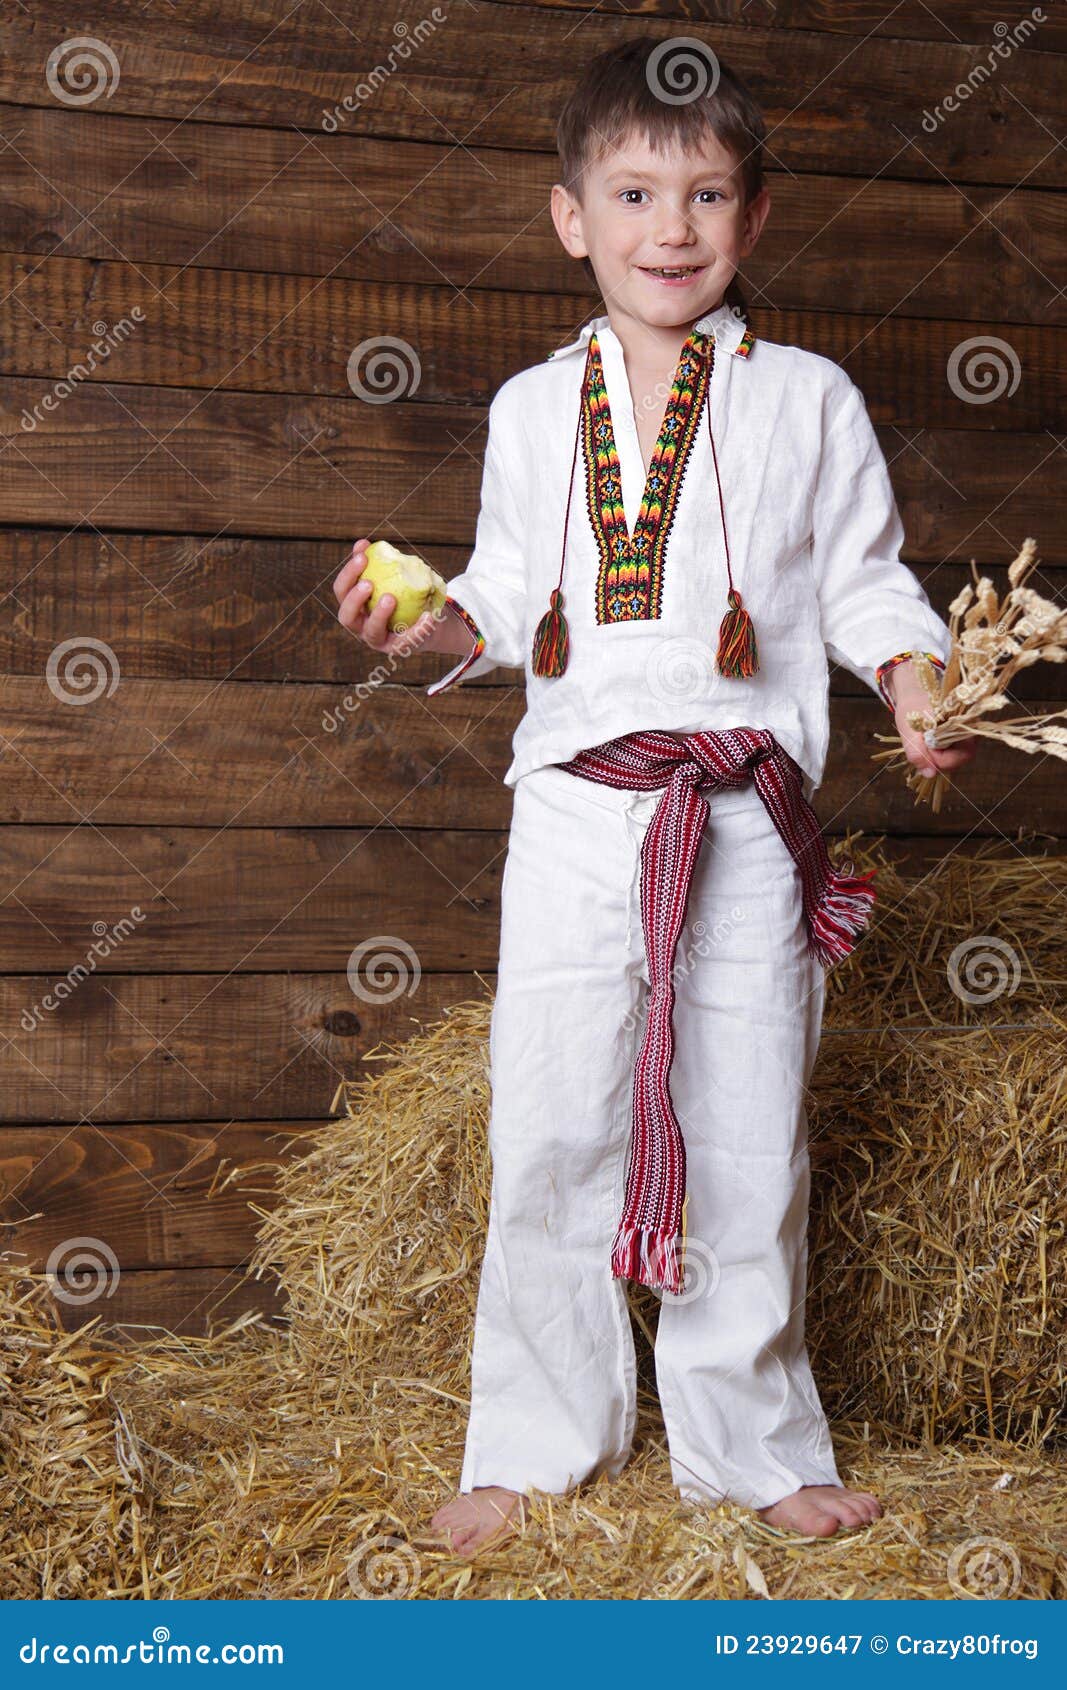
top-left (425, 597), bottom-right (487, 697)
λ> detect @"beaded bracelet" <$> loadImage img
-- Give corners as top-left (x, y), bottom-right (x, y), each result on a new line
top-left (875, 649), bottom-right (947, 713)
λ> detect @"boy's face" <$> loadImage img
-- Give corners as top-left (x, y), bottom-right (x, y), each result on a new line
top-left (551, 125), bottom-right (770, 337)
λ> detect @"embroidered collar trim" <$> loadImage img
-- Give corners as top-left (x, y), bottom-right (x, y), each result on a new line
top-left (583, 326), bottom-right (711, 622)
top-left (548, 299), bottom-right (753, 362)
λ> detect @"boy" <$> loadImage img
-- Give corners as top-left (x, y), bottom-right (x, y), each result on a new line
top-left (333, 37), bottom-right (977, 1556)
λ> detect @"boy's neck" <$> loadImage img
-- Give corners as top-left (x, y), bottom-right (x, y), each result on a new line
top-left (603, 294), bottom-right (728, 374)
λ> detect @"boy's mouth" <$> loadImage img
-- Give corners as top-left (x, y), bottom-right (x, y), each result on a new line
top-left (639, 264), bottom-right (706, 285)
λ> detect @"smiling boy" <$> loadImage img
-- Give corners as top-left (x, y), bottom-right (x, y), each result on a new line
top-left (334, 37), bottom-right (976, 1558)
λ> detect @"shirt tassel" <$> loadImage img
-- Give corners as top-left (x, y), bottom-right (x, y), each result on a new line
top-left (532, 587), bottom-right (570, 676)
top-left (716, 587), bottom-right (759, 677)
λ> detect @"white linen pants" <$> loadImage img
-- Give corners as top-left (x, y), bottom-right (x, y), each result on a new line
top-left (459, 758), bottom-right (844, 1511)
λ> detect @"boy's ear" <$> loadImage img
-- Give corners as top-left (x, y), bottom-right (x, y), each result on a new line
top-left (740, 185), bottom-right (772, 258)
top-left (550, 182), bottom-right (589, 260)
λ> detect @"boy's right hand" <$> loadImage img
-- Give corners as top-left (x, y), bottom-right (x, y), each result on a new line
top-left (332, 538), bottom-right (439, 655)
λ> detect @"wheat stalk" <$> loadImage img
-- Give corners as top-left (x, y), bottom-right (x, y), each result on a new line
top-left (871, 537), bottom-right (1067, 811)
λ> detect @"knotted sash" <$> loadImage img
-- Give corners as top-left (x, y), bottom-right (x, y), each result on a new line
top-left (555, 727), bottom-right (877, 1296)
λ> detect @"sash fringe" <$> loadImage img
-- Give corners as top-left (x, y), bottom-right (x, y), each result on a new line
top-left (808, 866), bottom-right (878, 967)
top-left (611, 1221), bottom-right (685, 1295)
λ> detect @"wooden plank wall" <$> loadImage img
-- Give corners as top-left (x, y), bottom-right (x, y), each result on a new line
top-left (1, 2), bottom-right (1063, 1337)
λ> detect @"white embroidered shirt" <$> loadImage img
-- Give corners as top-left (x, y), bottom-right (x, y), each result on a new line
top-left (425, 299), bottom-right (949, 798)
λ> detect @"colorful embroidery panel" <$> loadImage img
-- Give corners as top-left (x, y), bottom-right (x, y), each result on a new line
top-left (581, 328), bottom-right (714, 624)
top-left (875, 649), bottom-right (947, 711)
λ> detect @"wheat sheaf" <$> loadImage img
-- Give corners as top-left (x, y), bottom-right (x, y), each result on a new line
top-left (872, 538), bottom-right (1067, 811)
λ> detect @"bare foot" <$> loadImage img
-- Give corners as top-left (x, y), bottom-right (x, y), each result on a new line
top-left (430, 1485), bottom-right (528, 1556)
top-left (757, 1483), bottom-right (882, 1537)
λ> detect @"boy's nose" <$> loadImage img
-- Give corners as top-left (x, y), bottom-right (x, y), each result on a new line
top-left (652, 202), bottom-right (696, 239)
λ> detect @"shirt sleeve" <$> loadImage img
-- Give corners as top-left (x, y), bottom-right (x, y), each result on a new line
top-left (425, 392), bottom-right (528, 697)
top-left (810, 374), bottom-right (952, 709)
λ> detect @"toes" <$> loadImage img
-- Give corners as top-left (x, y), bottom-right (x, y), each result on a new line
top-left (824, 1495), bottom-right (878, 1530)
top-left (432, 1509), bottom-right (475, 1547)
top-left (429, 1487), bottom-right (528, 1557)
top-left (757, 1486), bottom-right (883, 1539)
top-left (432, 1505), bottom-right (469, 1533)
top-left (812, 1514), bottom-right (840, 1537)
top-left (842, 1492), bottom-right (882, 1523)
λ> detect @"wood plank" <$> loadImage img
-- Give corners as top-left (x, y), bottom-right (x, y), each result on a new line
top-left (0, 680), bottom-right (1062, 827)
top-left (0, 676), bottom-right (518, 825)
top-left (0, 1120), bottom-right (317, 1267)
top-left (0, 825), bottom-right (511, 972)
top-left (1, 531), bottom-right (1060, 685)
top-left (0, 376), bottom-right (484, 541)
top-left (0, 971), bottom-right (479, 1123)
top-left (491, 0), bottom-right (1067, 53)
top-left (2, 252), bottom-right (1062, 430)
top-left (0, 254), bottom-right (537, 409)
top-left (0, 104), bottom-right (1064, 320)
top-left (0, 5), bottom-right (1062, 179)
top-left (1, 375), bottom-right (1064, 549)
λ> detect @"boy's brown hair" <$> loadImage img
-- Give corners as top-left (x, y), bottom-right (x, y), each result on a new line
top-left (555, 35), bottom-right (765, 321)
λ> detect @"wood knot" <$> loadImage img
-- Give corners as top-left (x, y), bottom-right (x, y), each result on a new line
top-left (322, 1010), bottom-right (362, 1038)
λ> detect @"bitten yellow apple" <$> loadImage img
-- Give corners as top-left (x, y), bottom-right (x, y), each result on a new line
top-left (361, 541), bottom-right (448, 633)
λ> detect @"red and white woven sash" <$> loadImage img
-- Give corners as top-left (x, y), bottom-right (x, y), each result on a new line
top-left (555, 727), bottom-right (877, 1295)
